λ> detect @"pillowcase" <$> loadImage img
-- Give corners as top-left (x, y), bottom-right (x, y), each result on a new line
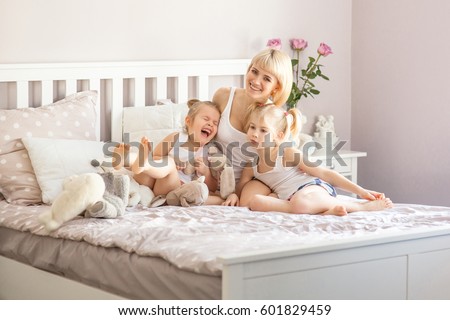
top-left (22, 137), bottom-right (105, 204)
top-left (0, 91), bottom-right (98, 205)
top-left (122, 103), bottom-right (188, 146)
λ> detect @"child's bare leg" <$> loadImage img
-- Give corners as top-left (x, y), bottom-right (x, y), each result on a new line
top-left (151, 173), bottom-right (181, 196)
top-left (323, 205), bottom-right (348, 216)
top-left (139, 157), bottom-right (177, 178)
top-left (131, 138), bottom-right (176, 179)
top-left (148, 156), bottom-right (181, 196)
top-left (249, 194), bottom-right (292, 212)
top-left (290, 186), bottom-right (393, 216)
top-left (287, 186), bottom-right (343, 215)
top-left (341, 197), bottom-right (393, 213)
top-left (205, 194), bottom-right (226, 205)
top-left (133, 172), bottom-right (156, 190)
top-left (249, 188), bottom-right (344, 215)
top-left (131, 137), bottom-right (152, 174)
top-left (240, 179), bottom-right (272, 207)
top-left (113, 143), bottom-right (132, 170)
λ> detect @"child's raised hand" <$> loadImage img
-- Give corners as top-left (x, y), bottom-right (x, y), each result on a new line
top-left (194, 157), bottom-right (209, 177)
top-left (175, 161), bottom-right (186, 172)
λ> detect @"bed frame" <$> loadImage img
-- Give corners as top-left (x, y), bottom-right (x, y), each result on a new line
top-left (1, 60), bottom-right (450, 300)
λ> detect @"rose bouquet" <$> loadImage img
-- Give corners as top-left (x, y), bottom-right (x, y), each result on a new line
top-left (267, 38), bottom-right (333, 109)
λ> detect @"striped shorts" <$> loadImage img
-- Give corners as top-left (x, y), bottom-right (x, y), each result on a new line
top-left (289, 178), bottom-right (337, 199)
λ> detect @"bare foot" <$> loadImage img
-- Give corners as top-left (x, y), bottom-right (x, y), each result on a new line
top-left (131, 136), bottom-right (152, 174)
top-left (323, 205), bottom-right (348, 216)
top-left (357, 198), bottom-right (393, 212)
top-left (112, 143), bottom-right (130, 170)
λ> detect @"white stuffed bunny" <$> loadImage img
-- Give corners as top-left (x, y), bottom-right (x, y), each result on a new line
top-left (127, 177), bottom-right (155, 207)
top-left (38, 173), bottom-right (105, 231)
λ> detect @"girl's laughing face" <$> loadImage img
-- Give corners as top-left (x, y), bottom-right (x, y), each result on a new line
top-left (186, 105), bottom-right (220, 146)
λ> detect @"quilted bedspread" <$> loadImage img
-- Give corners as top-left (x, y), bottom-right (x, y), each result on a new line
top-left (1, 199), bottom-right (450, 276)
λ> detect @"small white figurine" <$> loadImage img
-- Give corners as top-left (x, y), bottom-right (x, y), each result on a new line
top-left (313, 114), bottom-right (339, 153)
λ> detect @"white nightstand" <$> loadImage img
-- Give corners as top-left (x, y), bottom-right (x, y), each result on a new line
top-left (308, 150), bottom-right (367, 184)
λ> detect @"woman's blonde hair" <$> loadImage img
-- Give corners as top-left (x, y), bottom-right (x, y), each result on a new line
top-left (247, 48), bottom-right (293, 107)
top-left (246, 104), bottom-right (302, 146)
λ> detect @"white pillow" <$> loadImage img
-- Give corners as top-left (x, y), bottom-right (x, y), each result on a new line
top-left (122, 103), bottom-right (188, 145)
top-left (22, 137), bottom-right (105, 204)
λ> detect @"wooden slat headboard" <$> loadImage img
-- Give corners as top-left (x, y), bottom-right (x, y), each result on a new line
top-left (0, 59), bottom-right (250, 142)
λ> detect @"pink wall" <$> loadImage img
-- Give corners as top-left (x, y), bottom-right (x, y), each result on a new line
top-left (352, 0), bottom-right (450, 206)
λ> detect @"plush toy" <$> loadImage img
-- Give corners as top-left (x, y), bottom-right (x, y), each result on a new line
top-left (84, 172), bottom-right (130, 218)
top-left (181, 144), bottom-right (235, 199)
top-left (166, 176), bottom-right (209, 207)
top-left (207, 145), bottom-right (235, 199)
top-left (38, 173), bottom-right (105, 231)
top-left (91, 159), bottom-right (156, 207)
top-left (127, 176), bottom-right (156, 207)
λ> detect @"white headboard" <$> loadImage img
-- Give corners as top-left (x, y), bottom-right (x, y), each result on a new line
top-left (0, 59), bottom-right (250, 142)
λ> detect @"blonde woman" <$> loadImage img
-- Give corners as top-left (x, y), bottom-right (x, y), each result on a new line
top-left (213, 48), bottom-right (293, 206)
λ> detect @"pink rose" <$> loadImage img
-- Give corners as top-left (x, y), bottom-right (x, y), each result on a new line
top-left (317, 43), bottom-right (333, 57)
top-left (290, 38), bottom-right (308, 51)
top-left (266, 38), bottom-right (282, 50)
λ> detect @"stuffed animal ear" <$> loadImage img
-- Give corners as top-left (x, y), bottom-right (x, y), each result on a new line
top-left (91, 159), bottom-right (101, 167)
top-left (182, 160), bottom-right (196, 175)
top-left (150, 195), bottom-right (166, 207)
top-left (206, 144), bottom-right (228, 171)
top-left (180, 196), bottom-right (191, 207)
top-left (91, 158), bottom-right (115, 173)
top-left (166, 190), bottom-right (180, 206)
top-left (219, 167), bottom-right (235, 199)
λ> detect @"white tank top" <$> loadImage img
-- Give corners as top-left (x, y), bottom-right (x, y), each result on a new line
top-left (168, 131), bottom-right (205, 183)
top-left (252, 155), bottom-right (316, 200)
top-left (215, 87), bottom-right (255, 183)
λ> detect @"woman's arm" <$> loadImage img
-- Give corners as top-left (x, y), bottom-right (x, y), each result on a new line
top-left (212, 87), bottom-right (231, 113)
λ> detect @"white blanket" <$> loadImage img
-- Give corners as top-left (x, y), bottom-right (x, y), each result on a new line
top-left (1, 199), bottom-right (450, 276)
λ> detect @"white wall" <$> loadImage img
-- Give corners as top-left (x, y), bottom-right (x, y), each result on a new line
top-left (352, 0), bottom-right (450, 206)
top-left (0, 0), bottom-right (352, 142)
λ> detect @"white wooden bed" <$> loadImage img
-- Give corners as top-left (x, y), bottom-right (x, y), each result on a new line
top-left (1, 60), bottom-right (450, 300)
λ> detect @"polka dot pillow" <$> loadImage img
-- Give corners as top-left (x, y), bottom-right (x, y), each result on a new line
top-left (0, 90), bottom-right (98, 205)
